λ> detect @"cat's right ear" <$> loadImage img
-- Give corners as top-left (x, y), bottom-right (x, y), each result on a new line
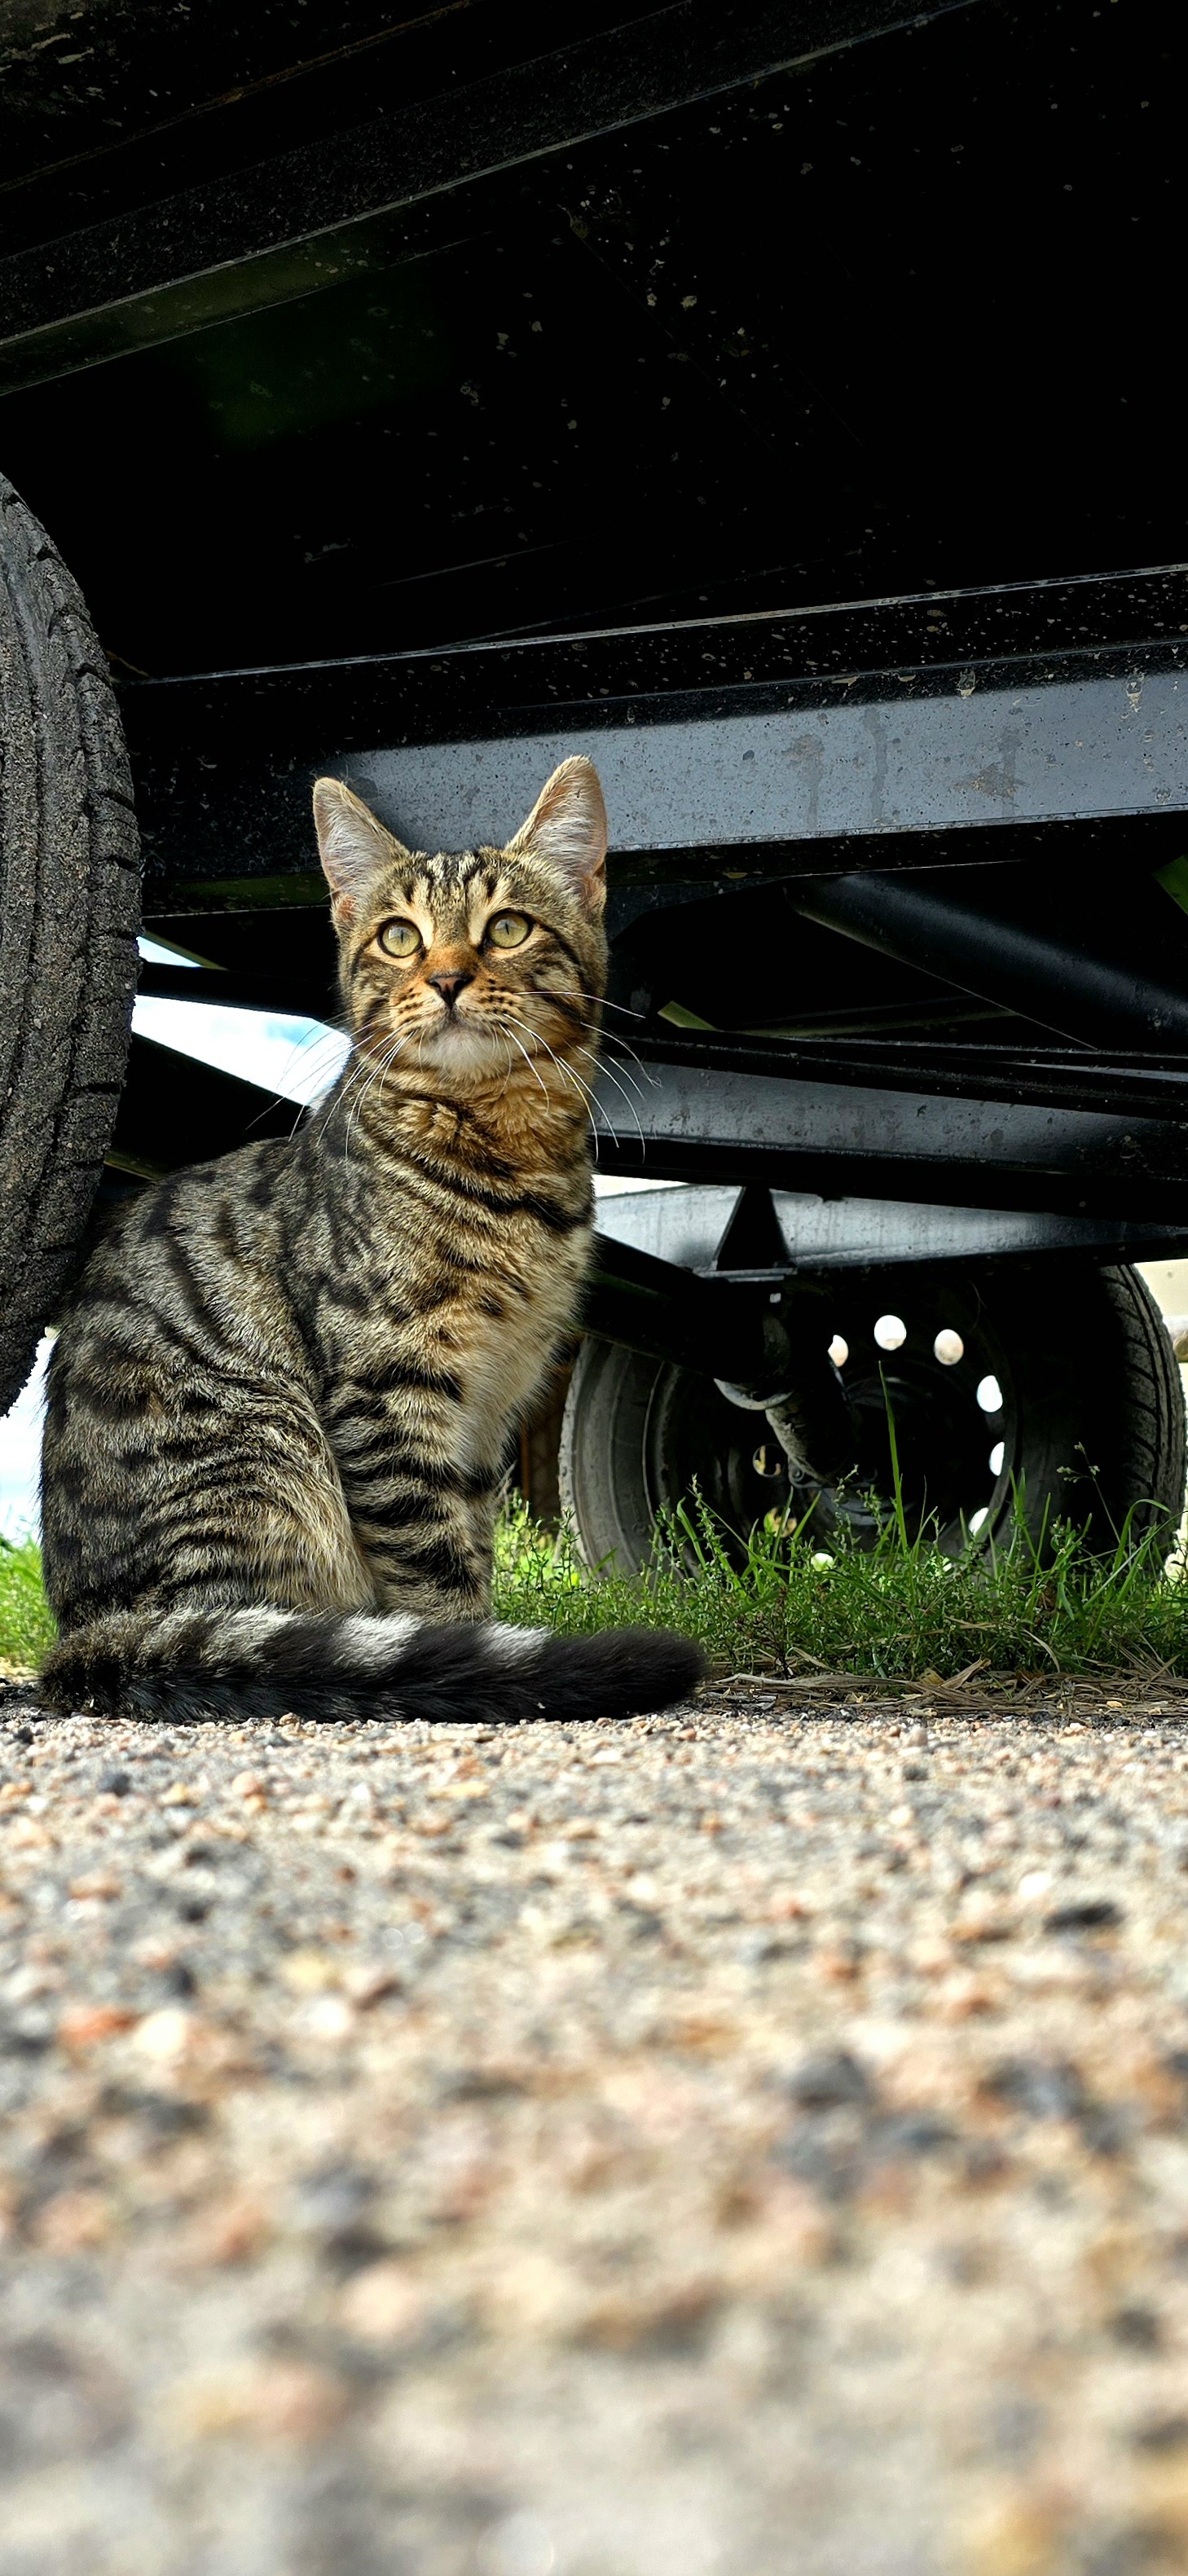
top-left (313, 779), bottom-right (403, 923)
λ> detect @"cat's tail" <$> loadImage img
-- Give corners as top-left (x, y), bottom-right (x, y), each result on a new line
top-left (35, 1603), bottom-right (706, 1725)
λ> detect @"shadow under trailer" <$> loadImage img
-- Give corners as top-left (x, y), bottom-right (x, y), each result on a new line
top-left (2, 0), bottom-right (1187, 1569)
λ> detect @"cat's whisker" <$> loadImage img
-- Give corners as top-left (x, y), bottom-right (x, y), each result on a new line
top-left (568, 1031), bottom-right (652, 1101)
top-left (499, 1021), bottom-right (602, 1165)
top-left (575, 1051), bottom-right (650, 1154)
top-left (544, 987), bottom-right (649, 1023)
top-left (496, 1007), bottom-right (639, 1156)
top-left (491, 1030), bottom-right (519, 1109)
top-left (240, 1025), bottom-right (354, 1136)
top-left (583, 1053), bottom-right (651, 1154)
top-left (279, 1026), bottom-right (351, 1074)
top-left (502, 1003), bottom-right (646, 1149)
top-left (547, 1000), bottom-right (656, 1093)
top-left (496, 1005), bottom-right (598, 1101)
top-left (571, 991), bottom-right (646, 1018)
top-left (339, 1035), bottom-right (403, 1136)
top-left (557, 1009), bottom-right (657, 1095)
top-left (498, 1020), bottom-right (553, 1105)
top-left (495, 1012), bottom-right (598, 1123)
top-left (371, 1035), bottom-right (420, 1125)
top-left (335, 1030), bottom-right (402, 1111)
top-left (341, 1027), bottom-right (415, 1156)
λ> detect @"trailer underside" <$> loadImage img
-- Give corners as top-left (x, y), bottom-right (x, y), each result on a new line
top-left (2, 0), bottom-right (1186, 1535)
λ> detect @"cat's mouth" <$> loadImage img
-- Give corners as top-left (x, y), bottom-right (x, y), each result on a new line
top-left (411, 1002), bottom-right (574, 1084)
top-left (413, 1011), bottom-right (511, 1075)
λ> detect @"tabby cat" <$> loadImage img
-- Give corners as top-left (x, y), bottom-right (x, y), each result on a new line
top-left (37, 756), bottom-right (702, 1723)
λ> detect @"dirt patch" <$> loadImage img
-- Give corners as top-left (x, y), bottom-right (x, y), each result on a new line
top-left (3, 1682), bottom-right (1188, 2572)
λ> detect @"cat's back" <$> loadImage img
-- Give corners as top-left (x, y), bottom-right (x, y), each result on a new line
top-left (55, 1136), bottom-right (306, 1369)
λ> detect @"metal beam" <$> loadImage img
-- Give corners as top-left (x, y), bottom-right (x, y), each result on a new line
top-left (135, 654), bottom-right (1188, 915)
top-left (355, 664), bottom-right (1188, 854)
top-left (591, 1182), bottom-right (1188, 1273)
top-left (582, 1229), bottom-right (779, 1379)
top-left (590, 1049), bottom-right (1188, 1218)
top-left (0, 0), bottom-right (979, 391)
top-left (109, 1031), bottom-right (1188, 1251)
top-left (109, 1034), bottom-right (296, 1177)
top-left (788, 868), bottom-right (1188, 1049)
top-left (125, 568), bottom-right (1188, 909)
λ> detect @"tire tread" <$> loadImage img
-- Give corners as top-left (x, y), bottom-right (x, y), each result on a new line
top-left (0, 469), bottom-right (140, 1413)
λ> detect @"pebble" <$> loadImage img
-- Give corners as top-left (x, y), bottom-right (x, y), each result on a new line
top-left (2, 1684), bottom-right (1188, 2569)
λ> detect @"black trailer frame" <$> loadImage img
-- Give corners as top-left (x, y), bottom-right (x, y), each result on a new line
top-left (2, 0), bottom-right (1187, 1547)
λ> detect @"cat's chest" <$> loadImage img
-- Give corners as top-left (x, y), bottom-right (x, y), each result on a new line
top-left (458, 1225), bottom-right (588, 1373)
top-left (347, 1206), bottom-right (589, 1382)
top-left (482, 1255), bottom-right (574, 1348)
top-left (442, 1290), bottom-right (565, 1473)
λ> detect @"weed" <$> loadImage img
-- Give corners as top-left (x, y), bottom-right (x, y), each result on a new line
top-left (2, 1492), bottom-right (1186, 1683)
top-left (493, 1485), bottom-right (1188, 1680)
top-left (0, 1534), bottom-right (55, 1673)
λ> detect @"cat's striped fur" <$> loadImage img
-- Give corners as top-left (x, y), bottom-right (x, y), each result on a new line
top-left (37, 758), bottom-right (702, 1723)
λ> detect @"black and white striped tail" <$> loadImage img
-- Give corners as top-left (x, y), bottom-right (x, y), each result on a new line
top-left (36, 1604), bottom-right (705, 1725)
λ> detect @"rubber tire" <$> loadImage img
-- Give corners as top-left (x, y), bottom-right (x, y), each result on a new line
top-left (559, 1259), bottom-right (1186, 1571)
top-left (1100, 1263), bottom-right (1187, 1536)
top-left (0, 471), bottom-right (140, 1413)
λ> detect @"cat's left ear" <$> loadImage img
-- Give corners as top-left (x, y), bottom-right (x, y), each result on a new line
top-left (507, 756), bottom-right (608, 917)
top-left (313, 778), bottom-right (407, 921)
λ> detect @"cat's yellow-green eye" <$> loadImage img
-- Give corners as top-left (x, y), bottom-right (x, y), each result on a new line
top-left (486, 911), bottom-right (532, 950)
top-left (377, 917), bottom-right (422, 959)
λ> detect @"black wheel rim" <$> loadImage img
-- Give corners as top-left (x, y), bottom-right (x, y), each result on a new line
top-left (640, 1271), bottom-right (1016, 1557)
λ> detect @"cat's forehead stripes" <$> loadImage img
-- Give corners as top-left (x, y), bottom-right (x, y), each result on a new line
top-left (465, 869), bottom-right (517, 938)
top-left (363, 852), bottom-right (528, 947)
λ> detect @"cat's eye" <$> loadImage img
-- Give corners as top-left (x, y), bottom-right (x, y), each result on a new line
top-left (377, 917), bottom-right (422, 959)
top-left (486, 911), bottom-right (532, 950)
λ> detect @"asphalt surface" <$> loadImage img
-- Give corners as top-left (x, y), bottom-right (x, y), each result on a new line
top-left (4, 1675), bottom-right (1188, 2575)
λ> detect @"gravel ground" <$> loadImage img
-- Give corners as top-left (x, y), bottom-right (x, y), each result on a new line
top-left (5, 1677), bottom-right (1188, 2576)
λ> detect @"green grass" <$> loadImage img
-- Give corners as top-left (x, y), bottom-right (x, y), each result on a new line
top-left (494, 1492), bottom-right (1188, 1681)
top-left (0, 1535), bottom-right (55, 1673)
top-left (3, 1494), bottom-right (1186, 1684)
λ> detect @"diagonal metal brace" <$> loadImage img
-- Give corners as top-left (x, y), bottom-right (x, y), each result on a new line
top-left (584, 1230), bottom-right (857, 1480)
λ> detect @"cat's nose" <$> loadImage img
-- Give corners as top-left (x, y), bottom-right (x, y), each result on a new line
top-left (429, 970), bottom-right (471, 1009)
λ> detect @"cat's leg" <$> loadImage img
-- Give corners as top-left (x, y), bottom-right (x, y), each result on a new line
top-left (42, 1349), bottom-right (376, 1633)
top-left (324, 1398), bottom-right (501, 1621)
top-left (335, 1462), bottom-right (499, 1620)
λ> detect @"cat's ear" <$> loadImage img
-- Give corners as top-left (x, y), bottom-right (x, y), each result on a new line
top-left (507, 756), bottom-right (608, 916)
top-left (313, 778), bottom-right (407, 921)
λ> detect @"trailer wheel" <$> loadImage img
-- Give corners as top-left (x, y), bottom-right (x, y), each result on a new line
top-left (559, 1261), bottom-right (1186, 1571)
top-left (0, 473), bottom-right (139, 1414)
